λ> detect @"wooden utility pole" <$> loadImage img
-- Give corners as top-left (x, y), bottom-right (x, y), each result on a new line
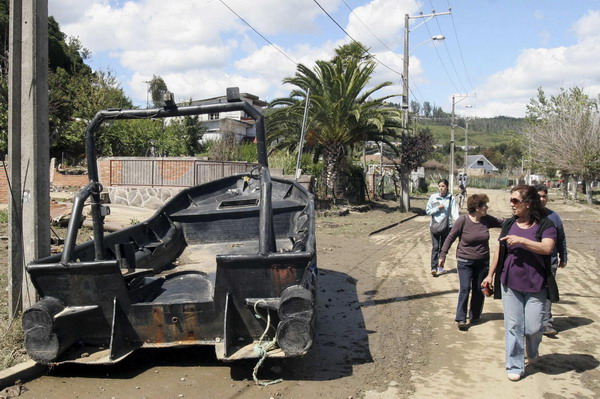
top-left (8, 0), bottom-right (50, 316)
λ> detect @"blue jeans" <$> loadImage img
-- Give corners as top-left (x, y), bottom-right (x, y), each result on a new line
top-left (430, 230), bottom-right (449, 270)
top-left (543, 263), bottom-right (558, 327)
top-left (456, 259), bottom-right (488, 322)
top-left (501, 284), bottom-right (547, 375)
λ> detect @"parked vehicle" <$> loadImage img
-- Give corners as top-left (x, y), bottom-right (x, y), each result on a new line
top-left (22, 88), bottom-right (317, 365)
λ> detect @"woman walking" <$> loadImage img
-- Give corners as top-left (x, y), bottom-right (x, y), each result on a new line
top-left (439, 194), bottom-right (503, 330)
top-left (426, 179), bottom-right (459, 277)
top-left (482, 185), bottom-right (557, 382)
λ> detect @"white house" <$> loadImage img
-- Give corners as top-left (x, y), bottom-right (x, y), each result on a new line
top-left (465, 154), bottom-right (499, 174)
top-left (190, 93), bottom-right (268, 143)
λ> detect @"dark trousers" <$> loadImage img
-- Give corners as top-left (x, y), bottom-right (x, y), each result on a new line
top-left (456, 259), bottom-right (489, 322)
top-left (430, 230), bottom-right (449, 270)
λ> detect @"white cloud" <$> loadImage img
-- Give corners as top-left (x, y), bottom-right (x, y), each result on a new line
top-left (474, 10), bottom-right (600, 117)
top-left (346, 0), bottom-right (418, 52)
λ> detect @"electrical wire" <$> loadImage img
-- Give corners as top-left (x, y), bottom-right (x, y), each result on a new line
top-left (312, 0), bottom-right (403, 77)
top-left (341, 0), bottom-right (396, 53)
top-left (218, 0), bottom-right (298, 67)
top-left (446, 0), bottom-right (475, 90)
top-left (428, 0), bottom-right (468, 93)
top-left (412, 0), bottom-right (460, 93)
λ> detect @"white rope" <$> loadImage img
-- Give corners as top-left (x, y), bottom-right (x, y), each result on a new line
top-left (252, 300), bottom-right (282, 386)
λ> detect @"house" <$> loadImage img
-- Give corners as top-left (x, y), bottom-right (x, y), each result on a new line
top-left (190, 93), bottom-right (268, 143)
top-left (464, 154), bottom-right (499, 174)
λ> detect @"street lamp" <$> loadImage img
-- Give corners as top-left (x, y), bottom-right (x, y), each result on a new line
top-left (462, 105), bottom-right (472, 174)
top-left (398, 11), bottom-right (450, 212)
top-left (450, 94), bottom-right (470, 194)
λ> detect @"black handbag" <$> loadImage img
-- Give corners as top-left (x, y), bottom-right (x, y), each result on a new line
top-left (430, 195), bottom-right (452, 235)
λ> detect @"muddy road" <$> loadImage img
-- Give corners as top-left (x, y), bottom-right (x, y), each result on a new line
top-left (14, 189), bottom-right (600, 399)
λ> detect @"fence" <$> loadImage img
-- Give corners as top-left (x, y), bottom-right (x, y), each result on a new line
top-left (101, 158), bottom-right (257, 187)
top-left (467, 175), bottom-right (511, 190)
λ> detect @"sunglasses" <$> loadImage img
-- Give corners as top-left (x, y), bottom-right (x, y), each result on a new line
top-left (509, 198), bottom-right (524, 205)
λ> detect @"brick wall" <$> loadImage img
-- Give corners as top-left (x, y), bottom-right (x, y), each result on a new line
top-left (52, 171), bottom-right (89, 188)
top-left (0, 162), bottom-right (90, 205)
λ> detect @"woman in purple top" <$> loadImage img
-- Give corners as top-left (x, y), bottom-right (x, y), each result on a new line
top-left (439, 194), bottom-right (503, 331)
top-left (482, 185), bottom-right (557, 382)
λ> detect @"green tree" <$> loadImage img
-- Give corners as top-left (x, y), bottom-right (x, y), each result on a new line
top-left (526, 87), bottom-right (600, 204)
top-left (268, 42), bottom-right (403, 198)
top-left (422, 101), bottom-right (432, 118)
top-left (148, 75), bottom-right (169, 107)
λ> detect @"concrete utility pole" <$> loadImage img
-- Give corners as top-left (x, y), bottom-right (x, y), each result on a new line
top-left (449, 93), bottom-right (470, 194)
top-left (8, 0), bottom-right (50, 316)
top-left (400, 10), bottom-right (449, 212)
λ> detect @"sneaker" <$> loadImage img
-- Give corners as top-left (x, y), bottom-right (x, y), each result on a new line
top-left (457, 321), bottom-right (468, 331)
top-left (507, 373), bottom-right (521, 382)
top-left (431, 269), bottom-right (438, 277)
top-left (437, 267), bottom-right (446, 275)
top-left (543, 326), bottom-right (558, 336)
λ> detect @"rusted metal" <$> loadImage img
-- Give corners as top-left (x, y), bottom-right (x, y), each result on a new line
top-left (22, 88), bottom-right (317, 365)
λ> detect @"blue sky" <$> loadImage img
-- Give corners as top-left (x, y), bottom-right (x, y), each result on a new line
top-left (48, 0), bottom-right (600, 117)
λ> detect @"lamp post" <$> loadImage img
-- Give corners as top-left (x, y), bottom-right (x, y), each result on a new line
top-left (399, 10), bottom-right (449, 212)
top-left (450, 94), bottom-right (470, 194)
top-left (463, 105), bottom-right (472, 174)
top-left (402, 12), bottom-right (447, 131)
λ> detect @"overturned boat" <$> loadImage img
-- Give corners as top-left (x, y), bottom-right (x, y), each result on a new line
top-left (23, 88), bottom-right (317, 365)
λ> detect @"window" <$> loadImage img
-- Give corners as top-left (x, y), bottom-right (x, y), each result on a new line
top-left (477, 160), bottom-right (484, 166)
top-left (209, 113), bottom-right (219, 120)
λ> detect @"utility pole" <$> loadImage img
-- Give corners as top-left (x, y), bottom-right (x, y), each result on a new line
top-left (8, 0), bottom-right (50, 315)
top-left (400, 10), bottom-right (450, 212)
top-left (464, 119), bottom-right (469, 173)
top-left (449, 93), bottom-right (470, 194)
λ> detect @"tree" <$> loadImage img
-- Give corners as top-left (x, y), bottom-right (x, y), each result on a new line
top-left (526, 87), bottom-right (600, 204)
top-left (410, 100), bottom-right (421, 116)
top-left (423, 101), bottom-right (432, 118)
top-left (149, 75), bottom-right (169, 107)
top-left (268, 42), bottom-right (403, 199)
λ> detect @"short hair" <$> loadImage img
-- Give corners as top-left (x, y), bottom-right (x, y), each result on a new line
top-left (438, 178), bottom-right (449, 186)
top-left (534, 184), bottom-right (548, 194)
top-left (467, 194), bottom-right (489, 213)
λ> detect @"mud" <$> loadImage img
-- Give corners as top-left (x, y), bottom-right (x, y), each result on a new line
top-left (13, 189), bottom-right (600, 399)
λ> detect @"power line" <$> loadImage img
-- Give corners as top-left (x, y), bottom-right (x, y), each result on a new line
top-left (446, 0), bottom-right (475, 90)
top-left (413, 0), bottom-right (460, 93)
top-left (428, 0), bottom-right (468, 93)
top-left (312, 0), bottom-right (403, 77)
top-left (218, 0), bottom-right (298, 67)
top-left (341, 0), bottom-right (396, 53)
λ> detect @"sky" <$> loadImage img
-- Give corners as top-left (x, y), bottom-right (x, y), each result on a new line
top-left (48, 0), bottom-right (600, 118)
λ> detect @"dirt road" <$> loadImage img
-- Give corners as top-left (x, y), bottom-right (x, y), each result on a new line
top-left (14, 189), bottom-right (600, 399)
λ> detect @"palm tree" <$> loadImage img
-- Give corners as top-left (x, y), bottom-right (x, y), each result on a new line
top-left (268, 44), bottom-right (403, 198)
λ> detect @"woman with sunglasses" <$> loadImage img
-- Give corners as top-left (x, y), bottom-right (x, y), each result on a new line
top-left (438, 194), bottom-right (503, 331)
top-left (482, 185), bottom-right (557, 382)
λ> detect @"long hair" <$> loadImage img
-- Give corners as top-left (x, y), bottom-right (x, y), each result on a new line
top-left (511, 184), bottom-right (547, 223)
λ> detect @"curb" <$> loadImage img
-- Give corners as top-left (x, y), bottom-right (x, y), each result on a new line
top-left (369, 212), bottom-right (421, 236)
top-left (0, 360), bottom-right (47, 390)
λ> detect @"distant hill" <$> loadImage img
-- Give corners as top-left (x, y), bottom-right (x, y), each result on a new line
top-left (413, 116), bottom-right (527, 148)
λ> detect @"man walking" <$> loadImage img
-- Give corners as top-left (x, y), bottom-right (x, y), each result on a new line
top-left (536, 184), bottom-right (568, 336)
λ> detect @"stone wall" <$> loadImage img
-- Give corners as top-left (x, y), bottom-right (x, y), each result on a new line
top-left (107, 186), bottom-right (184, 209)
